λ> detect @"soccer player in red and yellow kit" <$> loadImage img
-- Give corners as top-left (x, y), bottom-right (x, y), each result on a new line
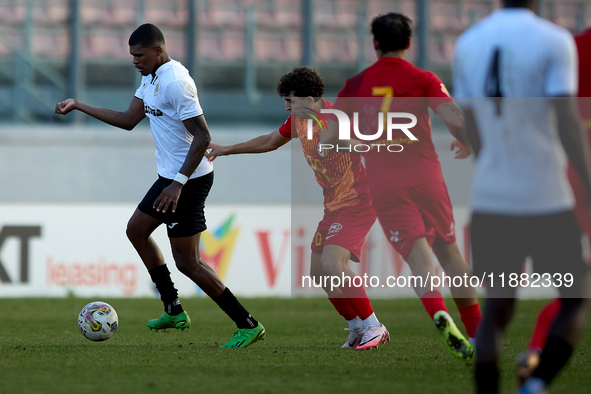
top-left (322, 13), bottom-right (481, 361)
top-left (207, 67), bottom-right (390, 350)
top-left (516, 26), bottom-right (591, 387)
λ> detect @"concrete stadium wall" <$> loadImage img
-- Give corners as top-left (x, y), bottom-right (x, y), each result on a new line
top-left (0, 123), bottom-right (473, 205)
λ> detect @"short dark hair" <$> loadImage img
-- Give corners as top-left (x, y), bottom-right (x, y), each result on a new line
top-left (277, 66), bottom-right (325, 100)
top-left (503, 0), bottom-right (536, 7)
top-left (371, 13), bottom-right (413, 53)
top-left (128, 23), bottom-right (165, 48)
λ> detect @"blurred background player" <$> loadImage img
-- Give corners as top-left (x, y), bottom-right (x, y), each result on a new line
top-left (55, 23), bottom-right (265, 348)
top-left (516, 24), bottom-right (591, 388)
top-left (207, 66), bottom-right (389, 350)
top-left (322, 12), bottom-right (481, 361)
top-left (453, 0), bottom-right (591, 392)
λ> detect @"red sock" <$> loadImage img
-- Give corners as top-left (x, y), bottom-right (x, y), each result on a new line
top-left (529, 298), bottom-right (562, 350)
top-left (341, 285), bottom-right (374, 320)
top-left (458, 303), bottom-right (482, 338)
top-left (328, 295), bottom-right (358, 321)
top-left (421, 290), bottom-right (447, 319)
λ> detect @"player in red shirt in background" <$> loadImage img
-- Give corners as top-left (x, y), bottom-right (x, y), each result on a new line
top-left (207, 67), bottom-right (390, 350)
top-left (517, 27), bottom-right (591, 387)
top-left (322, 13), bottom-right (481, 361)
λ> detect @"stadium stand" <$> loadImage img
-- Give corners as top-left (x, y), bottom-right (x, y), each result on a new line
top-left (0, 0), bottom-right (589, 123)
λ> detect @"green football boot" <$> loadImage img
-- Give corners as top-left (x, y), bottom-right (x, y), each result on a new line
top-left (434, 311), bottom-right (474, 361)
top-left (147, 311), bottom-right (191, 331)
top-left (220, 322), bottom-right (266, 348)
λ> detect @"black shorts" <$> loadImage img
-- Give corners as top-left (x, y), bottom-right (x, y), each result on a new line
top-left (138, 172), bottom-right (214, 238)
top-left (471, 210), bottom-right (589, 297)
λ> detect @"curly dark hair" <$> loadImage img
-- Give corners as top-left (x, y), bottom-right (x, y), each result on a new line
top-left (277, 66), bottom-right (325, 101)
top-left (371, 13), bottom-right (413, 53)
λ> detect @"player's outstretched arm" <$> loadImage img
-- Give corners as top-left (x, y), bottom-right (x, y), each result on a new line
top-left (54, 97), bottom-right (146, 131)
top-left (435, 101), bottom-right (472, 159)
top-left (554, 97), bottom-right (591, 198)
top-left (206, 129), bottom-right (290, 161)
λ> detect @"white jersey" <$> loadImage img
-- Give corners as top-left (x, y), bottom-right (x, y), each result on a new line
top-left (453, 8), bottom-right (578, 215)
top-left (135, 59), bottom-right (213, 179)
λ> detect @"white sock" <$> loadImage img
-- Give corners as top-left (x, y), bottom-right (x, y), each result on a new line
top-left (347, 316), bottom-right (363, 331)
top-left (362, 313), bottom-right (380, 328)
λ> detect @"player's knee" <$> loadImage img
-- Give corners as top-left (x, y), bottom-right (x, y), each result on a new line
top-left (433, 242), bottom-right (463, 265)
top-left (320, 258), bottom-right (341, 276)
top-left (309, 264), bottom-right (325, 285)
top-left (126, 223), bottom-right (143, 244)
top-left (171, 249), bottom-right (197, 274)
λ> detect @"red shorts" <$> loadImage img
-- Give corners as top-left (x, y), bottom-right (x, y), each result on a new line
top-left (371, 177), bottom-right (456, 259)
top-left (311, 204), bottom-right (377, 262)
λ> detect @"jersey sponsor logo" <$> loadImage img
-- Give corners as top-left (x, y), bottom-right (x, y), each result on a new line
top-left (144, 104), bottom-right (163, 117)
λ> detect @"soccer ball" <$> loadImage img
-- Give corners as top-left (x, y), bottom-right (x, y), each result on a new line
top-left (78, 301), bottom-right (118, 341)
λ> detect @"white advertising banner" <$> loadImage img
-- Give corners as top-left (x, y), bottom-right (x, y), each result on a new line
top-left (0, 204), bottom-right (556, 298)
top-left (0, 204), bottom-right (292, 298)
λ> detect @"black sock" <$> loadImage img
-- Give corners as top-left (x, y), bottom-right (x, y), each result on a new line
top-left (149, 265), bottom-right (184, 316)
top-left (213, 287), bottom-right (258, 329)
top-left (474, 362), bottom-right (499, 394)
top-left (531, 337), bottom-right (573, 385)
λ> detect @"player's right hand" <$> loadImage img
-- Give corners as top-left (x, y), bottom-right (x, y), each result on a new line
top-left (55, 98), bottom-right (77, 115)
top-left (450, 140), bottom-right (472, 159)
top-left (205, 143), bottom-right (228, 162)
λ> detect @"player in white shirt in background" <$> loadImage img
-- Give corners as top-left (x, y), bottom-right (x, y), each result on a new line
top-left (453, 0), bottom-right (591, 393)
top-left (55, 24), bottom-right (265, 348)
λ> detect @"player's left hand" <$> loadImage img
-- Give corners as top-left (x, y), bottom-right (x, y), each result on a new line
top-left (153, 182), bottom-right (183, 213)
top-left (450, 140), bottom-right (472, 159)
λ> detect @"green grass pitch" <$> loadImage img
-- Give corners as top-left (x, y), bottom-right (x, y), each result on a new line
top-left (1, 298), bottom-right (590, 394)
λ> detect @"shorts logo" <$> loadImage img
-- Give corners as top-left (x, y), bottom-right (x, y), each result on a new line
top-left (389, 230), bottom-right (401, 243)
top-left (446, 222), bottom-right (455, 237)
top-left (168, 223), bottom-right (179, 229)
top-left (389, 230), bottom-right (406, 249)
top-left (327, 223), bottom-right (342, 236)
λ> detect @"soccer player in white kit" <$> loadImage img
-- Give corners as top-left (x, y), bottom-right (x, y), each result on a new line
top-left (55, 24), bottom-right (265, 348)
top-left (453, 1), bottom-right (591, 393)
